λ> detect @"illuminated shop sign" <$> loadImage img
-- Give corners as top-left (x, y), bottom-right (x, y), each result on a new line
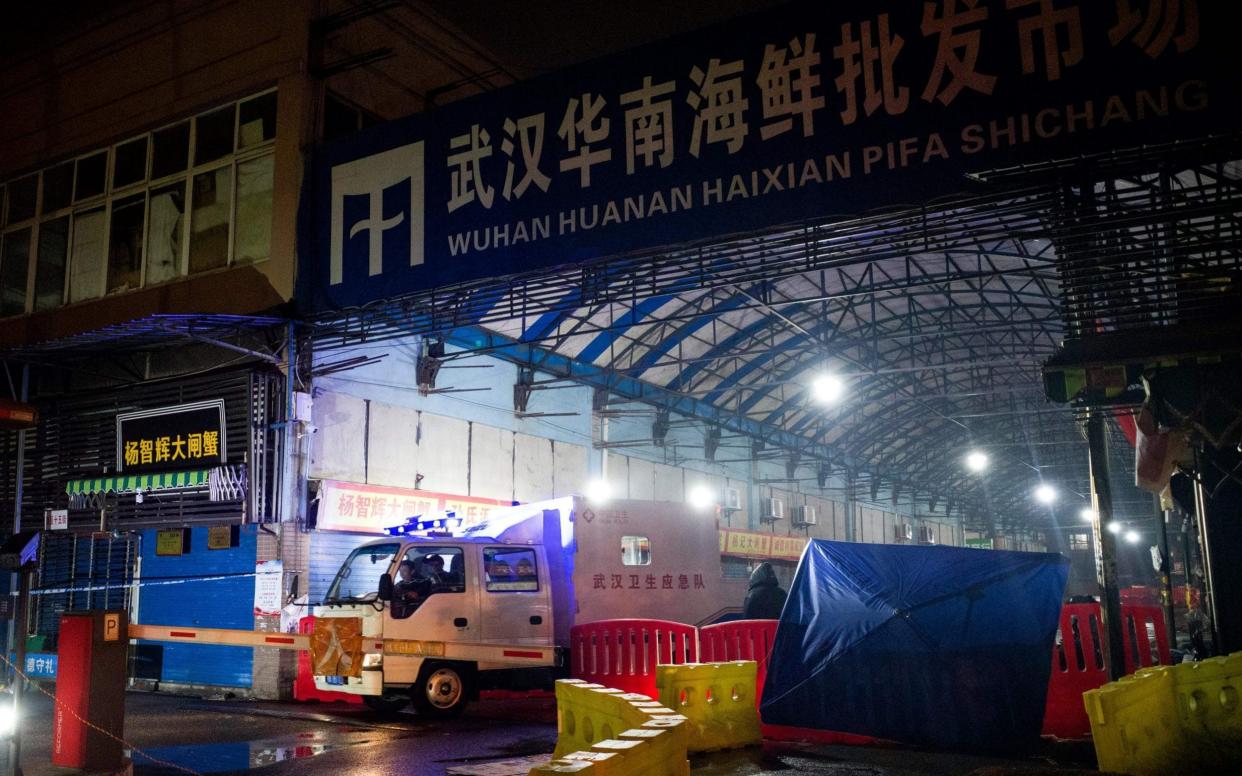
top-left (316, 479), bottom-right (514, 533)
top-left (303, 0), bottom-right (1233, 310)
top-left (720, 528), bottom-right (807, 561)
top-left (117, 400), bottom-right (226, 474)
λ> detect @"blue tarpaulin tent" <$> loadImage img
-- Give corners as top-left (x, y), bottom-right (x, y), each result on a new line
top-left (760, 540), bottom-right (1069, 752)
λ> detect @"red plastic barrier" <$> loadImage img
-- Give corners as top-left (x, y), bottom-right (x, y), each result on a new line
top-left (1119, 604), bottom-right (1171, 674)
top-left (1041, 602), bottom-right (1172, 739)
top-left (699, 619), bottom-right (778, 702)
top-left (569, 618), bottom-right (697, 697)
top-left (292, 616), bottom-right (363, 704)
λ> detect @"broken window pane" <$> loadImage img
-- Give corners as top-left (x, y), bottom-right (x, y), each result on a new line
top-left (106, 194), bottom-right (145, 294)
top-left (189, 166), bottom-right (230, 272)
top-left (146, 182), bottom-right (185, 285)
top-left (234, 155), bottom-right (272, 265)
top-left (35, 216), bottom-right (69, 310)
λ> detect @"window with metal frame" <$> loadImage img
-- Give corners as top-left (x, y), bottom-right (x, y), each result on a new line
top-left (0, 90), bottom-right (277, 318)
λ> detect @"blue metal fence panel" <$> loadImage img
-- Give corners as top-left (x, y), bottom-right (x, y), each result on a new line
top-left (138, 525), bottom-right (257, 688)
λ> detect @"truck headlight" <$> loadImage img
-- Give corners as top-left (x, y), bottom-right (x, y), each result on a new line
top-left (362, 653), bottom-right (383, 669)
top-left (0, 698), bottom-right (16, 738)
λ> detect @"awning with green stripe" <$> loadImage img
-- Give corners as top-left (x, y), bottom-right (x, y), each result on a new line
top-left (65, 469), bottom-right (210, 495)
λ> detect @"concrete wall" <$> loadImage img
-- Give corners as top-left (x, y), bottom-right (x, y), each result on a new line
top-left (308, 334), bottom-right (999, 549)
top-left (309, 391), bottom-right (590, 503)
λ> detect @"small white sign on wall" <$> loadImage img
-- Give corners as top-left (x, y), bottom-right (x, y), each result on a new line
top-left (253, 560), bottom-right (283, 616)
top-left (46, 509), bottom-right (69, 530)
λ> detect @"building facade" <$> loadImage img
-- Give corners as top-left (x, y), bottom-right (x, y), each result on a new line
top-left (2, 0), bottom-right (1047, 699)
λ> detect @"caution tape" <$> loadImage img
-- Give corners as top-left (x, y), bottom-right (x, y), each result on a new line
top-left (0, 652), bottom-right (203, 776)
top-left (21, 571), bottom-right (263, 597)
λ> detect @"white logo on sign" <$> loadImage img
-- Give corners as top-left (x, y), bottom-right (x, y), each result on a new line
top-left (329, 142), bottom-right (426, 285)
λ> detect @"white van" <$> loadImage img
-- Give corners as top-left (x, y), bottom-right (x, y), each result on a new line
top-left (312, 497), bottom-right (746, 715)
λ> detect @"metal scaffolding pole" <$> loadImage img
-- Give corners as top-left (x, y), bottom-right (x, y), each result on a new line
top-left (1154, 494), bottom-right (1177, 648)
top-left (1086, 410), bottom-right (1127, 681)
top-left (1192, 471), bottom-right (1223, 654)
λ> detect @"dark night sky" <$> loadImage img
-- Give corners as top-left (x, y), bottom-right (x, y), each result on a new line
top-left (423, 0), bottom-right (790, 76)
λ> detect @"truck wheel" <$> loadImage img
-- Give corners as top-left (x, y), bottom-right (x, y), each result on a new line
top-left (362, 692), bottom-right (409, 713)
top-left (411, 662), bottom-right (469, 717)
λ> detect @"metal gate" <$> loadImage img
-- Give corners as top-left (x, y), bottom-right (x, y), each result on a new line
top-left (32, 532), bottom-right (137, 646)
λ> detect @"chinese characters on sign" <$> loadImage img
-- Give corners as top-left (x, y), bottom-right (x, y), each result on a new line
top-left (23, 653), bottom-right (58, 679)
top-left (721, 529), bottom-right (808, 561)
top-left (254, 560), bottom-right (283, 617)
top-left (45, 509), bottom-right (69, 531)
top-left (592, 572), bottom-right (707, 590)
top-left (117, 400), bottom-right (226, 474)
top-left (155, 529), bottom-right (187, 557)
top-left (310, 0), bottom-right (1227, 311)
top-left (316, 480), bottom-right (513, 533)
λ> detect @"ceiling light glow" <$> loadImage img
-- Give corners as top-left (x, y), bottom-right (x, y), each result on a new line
top-left (1034, 483), bottom-right (1057, 504)
top-left (965, 451), bottom-right (989, 472)
top-left (687, 484), bottom-right (716, 511)
top-left (810, 374), bottom-right (846, 404)
top-left (585, 479), bottom-right (612, 504)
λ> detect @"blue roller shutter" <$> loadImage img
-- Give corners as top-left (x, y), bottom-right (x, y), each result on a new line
top-left (137, 525), bottom-right (258, 688)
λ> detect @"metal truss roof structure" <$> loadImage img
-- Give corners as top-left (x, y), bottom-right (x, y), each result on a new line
top-left (1, 314), bottom-right (292, 384)
top-left (314, 139), bottom-right (1242, 537)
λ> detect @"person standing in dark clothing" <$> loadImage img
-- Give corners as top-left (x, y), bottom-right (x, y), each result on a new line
top-left (744, 561), bottom-right (787, 619)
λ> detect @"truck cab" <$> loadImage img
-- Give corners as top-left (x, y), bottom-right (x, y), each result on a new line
top-left (311, 496), bottom-right (746, 715)
top-left (314, 534), bottom-right (556, 715)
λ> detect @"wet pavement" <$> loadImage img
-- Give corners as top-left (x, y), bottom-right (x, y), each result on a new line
top-left (6, 689), bottom-right (1100, 776)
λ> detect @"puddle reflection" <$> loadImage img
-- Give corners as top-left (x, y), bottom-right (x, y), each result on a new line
top-left (134, 731), bottom-right (364, 774)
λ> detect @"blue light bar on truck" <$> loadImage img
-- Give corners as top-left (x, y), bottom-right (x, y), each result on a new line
top-left (384, 511), bottom-right (462, 536)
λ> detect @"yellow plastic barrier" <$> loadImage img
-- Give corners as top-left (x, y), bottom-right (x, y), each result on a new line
top-left (538, 679), bottom-right (690, 775)
top-left (1085, 651), bottom-right (1241, 775)
top-left (529, 760), bottom-right (595, 774)
top-left (656, 661), bottom-right (762, 752)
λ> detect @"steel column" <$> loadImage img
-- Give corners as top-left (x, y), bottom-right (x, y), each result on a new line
top-left (1154, 494), bottom-right (1177, 650)
top-left (1086, 410), bottom-right (1126, 681)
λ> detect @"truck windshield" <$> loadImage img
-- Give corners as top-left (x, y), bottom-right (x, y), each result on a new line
top-left (325, 543), bottom-right (400, 603)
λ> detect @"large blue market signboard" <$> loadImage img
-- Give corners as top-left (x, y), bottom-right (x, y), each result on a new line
top-left (302, 0), bottom-right (1235, 311)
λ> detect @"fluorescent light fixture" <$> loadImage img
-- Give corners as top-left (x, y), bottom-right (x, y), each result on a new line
top-left (810, 374), bottom-right (846, 404)
top-left (1125, 530), bottom-right (1141, 544)
top-left (965, 451), bottom-right (989, 472)
top-left (1106, 521), bottom-right (1122, 534)
top-left (1034, 483), bottom-right (1057, 504)
top-left (585, 479), bottom-right (612, 504)
top-left (687, 484), bottom-right (715, 510)
top-left (1080, 508), bottom-right (1098, 522)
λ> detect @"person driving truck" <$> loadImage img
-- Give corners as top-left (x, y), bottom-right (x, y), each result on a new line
top-left (393, 559), bottom-right (427, 604)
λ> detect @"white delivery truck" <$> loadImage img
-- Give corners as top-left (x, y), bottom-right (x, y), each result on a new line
top-left (312, 496), bottom-right (747, 715)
